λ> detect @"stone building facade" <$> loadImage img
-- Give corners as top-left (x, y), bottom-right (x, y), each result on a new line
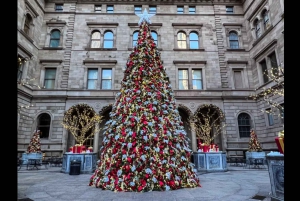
top-left (17, 0), bottom-right (284, 158)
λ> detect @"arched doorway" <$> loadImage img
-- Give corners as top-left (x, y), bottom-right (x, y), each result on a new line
top-left (193, 104), bottom-right (225, 151)
top-left (178, 104), bottom-right (193, 150)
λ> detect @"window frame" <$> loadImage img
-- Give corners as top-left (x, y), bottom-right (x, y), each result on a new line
top-left (87, 68), bottom-right (99, 89)
top-left (83, 65), bottom-right (115, 90)
top-left (103, 31), bottom-right (114, 48)
top-left (149, 5), bottom-right (157, 14)
top-left (176, 67), bottom-right (205, 90)
top-left (37, 113), bottom-right (51, 139)
top-left (55, 4), bottom-right (63, 12)
top-left (262, 10), bottom-right (270, 30)
top-left (90, 30), bottom-right (101, 48)
top-left (259, 59), bottom-right (269, 84)
top-left (94, 5), bottom-right (102, 12)
top-left (44, 68), bottom-right (57, 89)
top-left (134, 5), bottom-right (142, 14)
top-left (107, 5), bottom-right (114, 13)
top-left (189, 6), bottom-right (196, 14)
top-left (266, 108), bottom-right (274, 126)
top-left (189, 31), bottom-right (199, 49)
top-left (254, 19), bottom-right (261, 39)
top-left (226, 6), bottom-right (234, 14)
top-left (101, 68), bottom-right (113, 89)
top-left (151, 31), bottom-right (158, 46)
top-left (132, 31), bottom-right (139, 47)
top-left (177, 31), bottom-right (187, 49)
top-left (177, 6), bottom-right (184, 14)
top-left (228, 31), bottom-right (239, 49)
top-left (237, 113), bottom-right (252, 138)
top-left (49, 29), bottom-right (61, 48)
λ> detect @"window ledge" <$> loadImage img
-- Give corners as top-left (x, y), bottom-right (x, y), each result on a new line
top-left (252, 24), bottom-right (274, 47)
top-left (226, 48), bottom-right (246, 52)
top-left (85, 48), bottom-right (117, 51)
top-left (43, 47), bottom-right (64, 50)
top-left (128, 48), bottom-right (163, 51)
top-left (173, 48), bottom-right (205, 51)
top-left (19, 29), bottom-right (34, 43)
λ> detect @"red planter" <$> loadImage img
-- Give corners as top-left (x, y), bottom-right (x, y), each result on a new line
top-left (202, 145), bottom-right (210, 152)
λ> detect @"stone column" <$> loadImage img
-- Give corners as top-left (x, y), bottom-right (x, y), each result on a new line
top-left (191, 130), bottom-right (197, 152)
top-left (93, 123), bottom-right (100, 154)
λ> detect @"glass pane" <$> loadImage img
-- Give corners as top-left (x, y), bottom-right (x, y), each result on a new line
top-left (88, 80), bottom-right (97, 89)
top-left (50, 39), bottom-right (59, 47)
top-left (268, 113), bottom-right (274, 125)
top-left (133, 32), bottom-right (138, 40)
top-left (92, 32), bottom-right (100, 39)
top-left (102, 69), bottom-right (112, 79)
top-left (177, 32), bottom-right (186, 40)
top-left (39, 114), bottom-right (50, 125)
top-left (102, 80), bottom-right (112, 89)
top-left (51, 31), bottom-right (60, 38)
top-left (107, 6), bottom-right (113, 13)
top-left (149, 6), bottom-right (156, 13)
top-left (45, 69), bottom-right (56, 79)
top-left (91, 40), bottom-right (100, 48)
top-left (229, 32), bottom-right (238, 40)
top-left (177, 7), bottom-right (183, 13)
top-left (135, 6), bottom-right (142, 13)
top-left (192, 80), bottom-right (202, 89)
top-left (178, 41), bottom-right (186, 49)
top-left (179, 70), bottom-right (188, 79)
top-left (192, 70), bottom-right (201, 79)
top-left (104, 32), bottom-right (113, 39)
top-left (230, 41), bottom-right (239, 49)
top-left (88, 69), bottom-right (98, 79)
top-left (190, 32), bottom-right (198, 40)
top-left (189, 7), bottom-right (195, 13)
top-left (190, 41), bottom-right (199, 49)
top-left (151, 32), bottom-right (157, 40)
top-left (179, 80), bottom-right (188, 90)
top-left (104, 41), bottom-right (113, 48)
top-left (44, 80), bottom-right (55, 89)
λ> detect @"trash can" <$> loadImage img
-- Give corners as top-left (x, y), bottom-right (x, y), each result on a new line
top-left (69, 160), bottom-right (81, 175)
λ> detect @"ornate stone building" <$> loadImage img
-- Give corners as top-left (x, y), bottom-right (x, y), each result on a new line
top-left (17, 0), bottom-right (284, 158)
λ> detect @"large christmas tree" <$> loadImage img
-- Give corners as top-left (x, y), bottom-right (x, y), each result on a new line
top-left (89, 9), bottom-right (200, 192)
top-left (26, 130), bottom-right (42, 153)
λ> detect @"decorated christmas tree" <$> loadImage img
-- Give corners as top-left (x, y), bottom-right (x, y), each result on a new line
top-left (89, 9), bottom-right (200, 192)
top-left (248, 129), bottom-right (263, 152)
top-left (26, 130), bottom-right (42, 153)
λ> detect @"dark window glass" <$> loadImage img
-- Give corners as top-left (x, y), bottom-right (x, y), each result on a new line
top-left (44, 68), bottom-right (56, 89)
top-left (229, 31), bottom-right (239, 49)
top-left (95, 5), bottom-right (101, 12)
top-left (260, 60), bottom-right (269, 83)
top-left (226, 6), bottom-right (234, 13)
top-left (269, 52), bottom-right (278, 76)
top-left (262, 10), bottom-right (270, 29)
top-left (55, 4), bottom-right (63, 11)
top-left (24, 14), bottom-right (32, 35)
top-left (238, 113), bottom-right (251, 138)
top-left (38, 113), bottom-right (51, 138)
top-left (50, 30), bottom-right (60, 47)
top-left (254, 19), bottom-right (261, 38)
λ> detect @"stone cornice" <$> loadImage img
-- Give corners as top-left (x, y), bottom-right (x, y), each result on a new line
top-left (128, 23), bottom-right (162, 27)
top-left (17, 43), bottom-right (34, 58)
top-left (83, 59), bottom-right (117, 64)
top-left (252, 39), bottom-right (277, 60)
top-left (18, 29), bottom-right (34, 43)
top-left (172, 23), bottom-right (203, 27)
top-left (247, 0), bottom-right (267, 21)
top-left (86, 22), bottom-right (119, 26)
top-left (46, 21), bottom-right (67, 25)
top-left (40, 59), bottom-right (63, 63)
top-left (173, 60), bottom-right (206, 64)
top-left (223, 23), bottom-right (243, 27)
top-left (227, 60), bottom-right (248, 64)
top-left (25, 0), bottom-right (39, 17)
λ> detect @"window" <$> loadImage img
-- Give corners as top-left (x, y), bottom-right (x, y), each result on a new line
top-left (107, 5), bottom-right (114, 13)
top-left (177, 32), bottom-right (187, 49)
top-left (55, 4), bottom-right (63, 12)
top-left (101, 69), bottom-right (112, 89)
top-left (151, 31), bottom-right (158, 46)
top-left (44, 68), bottom-right (56, 89)
top-left (177, 6), bottom-right (184, 14)
top-left (266, 109), bottom-right (274, 126)
top-left (280, 103), bottom-right (284, 123)
top-left (37, 113), bottom-right (51, 138)
top-left (238, 113), bottom-right (251, 138)
top-left (95, 5), bottom-right (101, 12)
top-left (17, 57), bottom-right (25, 82)
top-left (254, 19), bottom-right (261, 38)
top-left (260, 59), bottom-right (269, 83)
top-left (49, 30), bottom-right (60, 47)
top-left (132, 31), bottom-right (139, 47)
top-left (91, 31), bottom-right (101, 48)
top-left (269, 52), bottom-right (278, 76)
top-left (149, 5), bottom-right (156, 14)
top-left (23, 14), bottom-right (32, 35)
top-left (262, 10), bottom-right (270, 30)
top-left (87, 69), bottom-right (98, 89)
top-left (189, 32), bottom-right (199, 49)
top-left (178, 69), bottom-right (202, 90)
top-left (233, 71), bottom-right (243, 88)
top-left (134, 5), bottom-right (142, 14)
top-left (229, 31), bottom-right (239, 49)
top-left (189, 6), bottom-right (196, 14)
top-left (103, 31), bottom-right (114, 48)
top-left (226, 6), bottom-right (234, 14)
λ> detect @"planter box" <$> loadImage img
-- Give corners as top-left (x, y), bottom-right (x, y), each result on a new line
top-left (266, 155), bottom-right (284, 201)
top-left (245, 151), bottom-right (266, 159)
top-left (61, 152), bottom-right (97, 174)
top-left (21, 153), bottom-right (42, 164)
top-left (193, 152), bottom-right (227, 173)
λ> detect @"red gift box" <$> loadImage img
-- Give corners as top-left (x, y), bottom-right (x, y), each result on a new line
top-left (202, 145), bottom-right (210, 152)
top-left (81, 145), bottom-right (86, 152)
top-left (76, 145), bottom-right (82, 153)
top-left (69, 146), bottom-right (73, 152)
top-left (88, 147), bottom-right (93, 152)
top-left (275, 137), bottom-right (284, 154)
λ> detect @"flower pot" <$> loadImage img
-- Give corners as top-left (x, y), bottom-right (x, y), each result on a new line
top-left (203, 145), bottom-right (210, 152)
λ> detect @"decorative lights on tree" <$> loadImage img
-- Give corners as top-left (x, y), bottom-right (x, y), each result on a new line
top-left (27, 130), bottom-right (42, 153)
top-left (248, 129), bottom-right (263, 152)
top-left (17, 56), bottom-right (42, 88)
top-left (189, 104), bottom-right (225, 145)
top-left (249, 65), bottom-right (284, 120)
top-left (89, 9), bottom-right (200, 192)
top-left (62, 103), bottom-right (103, 145)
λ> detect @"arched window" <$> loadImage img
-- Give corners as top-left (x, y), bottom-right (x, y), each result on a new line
top-left (49, 30), bottom-right (61, 47)
top-left (254, 19), bottom-right (261, 39)
top-left (91, 31), bottom-right (101, 48)
top-left (132, 31), bottom-right (138, 47)
top-left (177, 32), bottom-right (187, 49)
top-left (229, 31), bottom-right (239, 49)
top-left (151, 31), bottom-right (158, 46)
top-left (262, 10), bottom-right (270, 30)
top-left (237, 113), bottom-right (251, 138)
top-left (24, 14), bottom-right (32, 35)
top-left (37, 113), bottom-right (51, 138)
top-left (189, 32), bottom-right (199, 49)
top-left (103, 31), bottom-right (113, 48)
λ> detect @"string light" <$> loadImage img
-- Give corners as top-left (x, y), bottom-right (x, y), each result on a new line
top-left (61, 103), bottom-right (104, 145)
top-left (188, 104), bottom-right (225, 145)
top-left (248, 65), bottom-right (284, 119)
top-left (17, 56), bottom-right (42, 89)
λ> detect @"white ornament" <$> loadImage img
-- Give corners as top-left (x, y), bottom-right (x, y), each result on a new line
top-left (136, 9), bottom-right (155, 25)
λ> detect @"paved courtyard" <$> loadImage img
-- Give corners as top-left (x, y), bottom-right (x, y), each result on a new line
top-left (18, 165), bottom-right (272, 201)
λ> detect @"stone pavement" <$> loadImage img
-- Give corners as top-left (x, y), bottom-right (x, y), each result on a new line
top-left (18, 165), bottom-right (272, 201)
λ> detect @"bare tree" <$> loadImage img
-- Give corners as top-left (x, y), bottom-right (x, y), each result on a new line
top-left (62, 103), bottom-right (103, 145)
